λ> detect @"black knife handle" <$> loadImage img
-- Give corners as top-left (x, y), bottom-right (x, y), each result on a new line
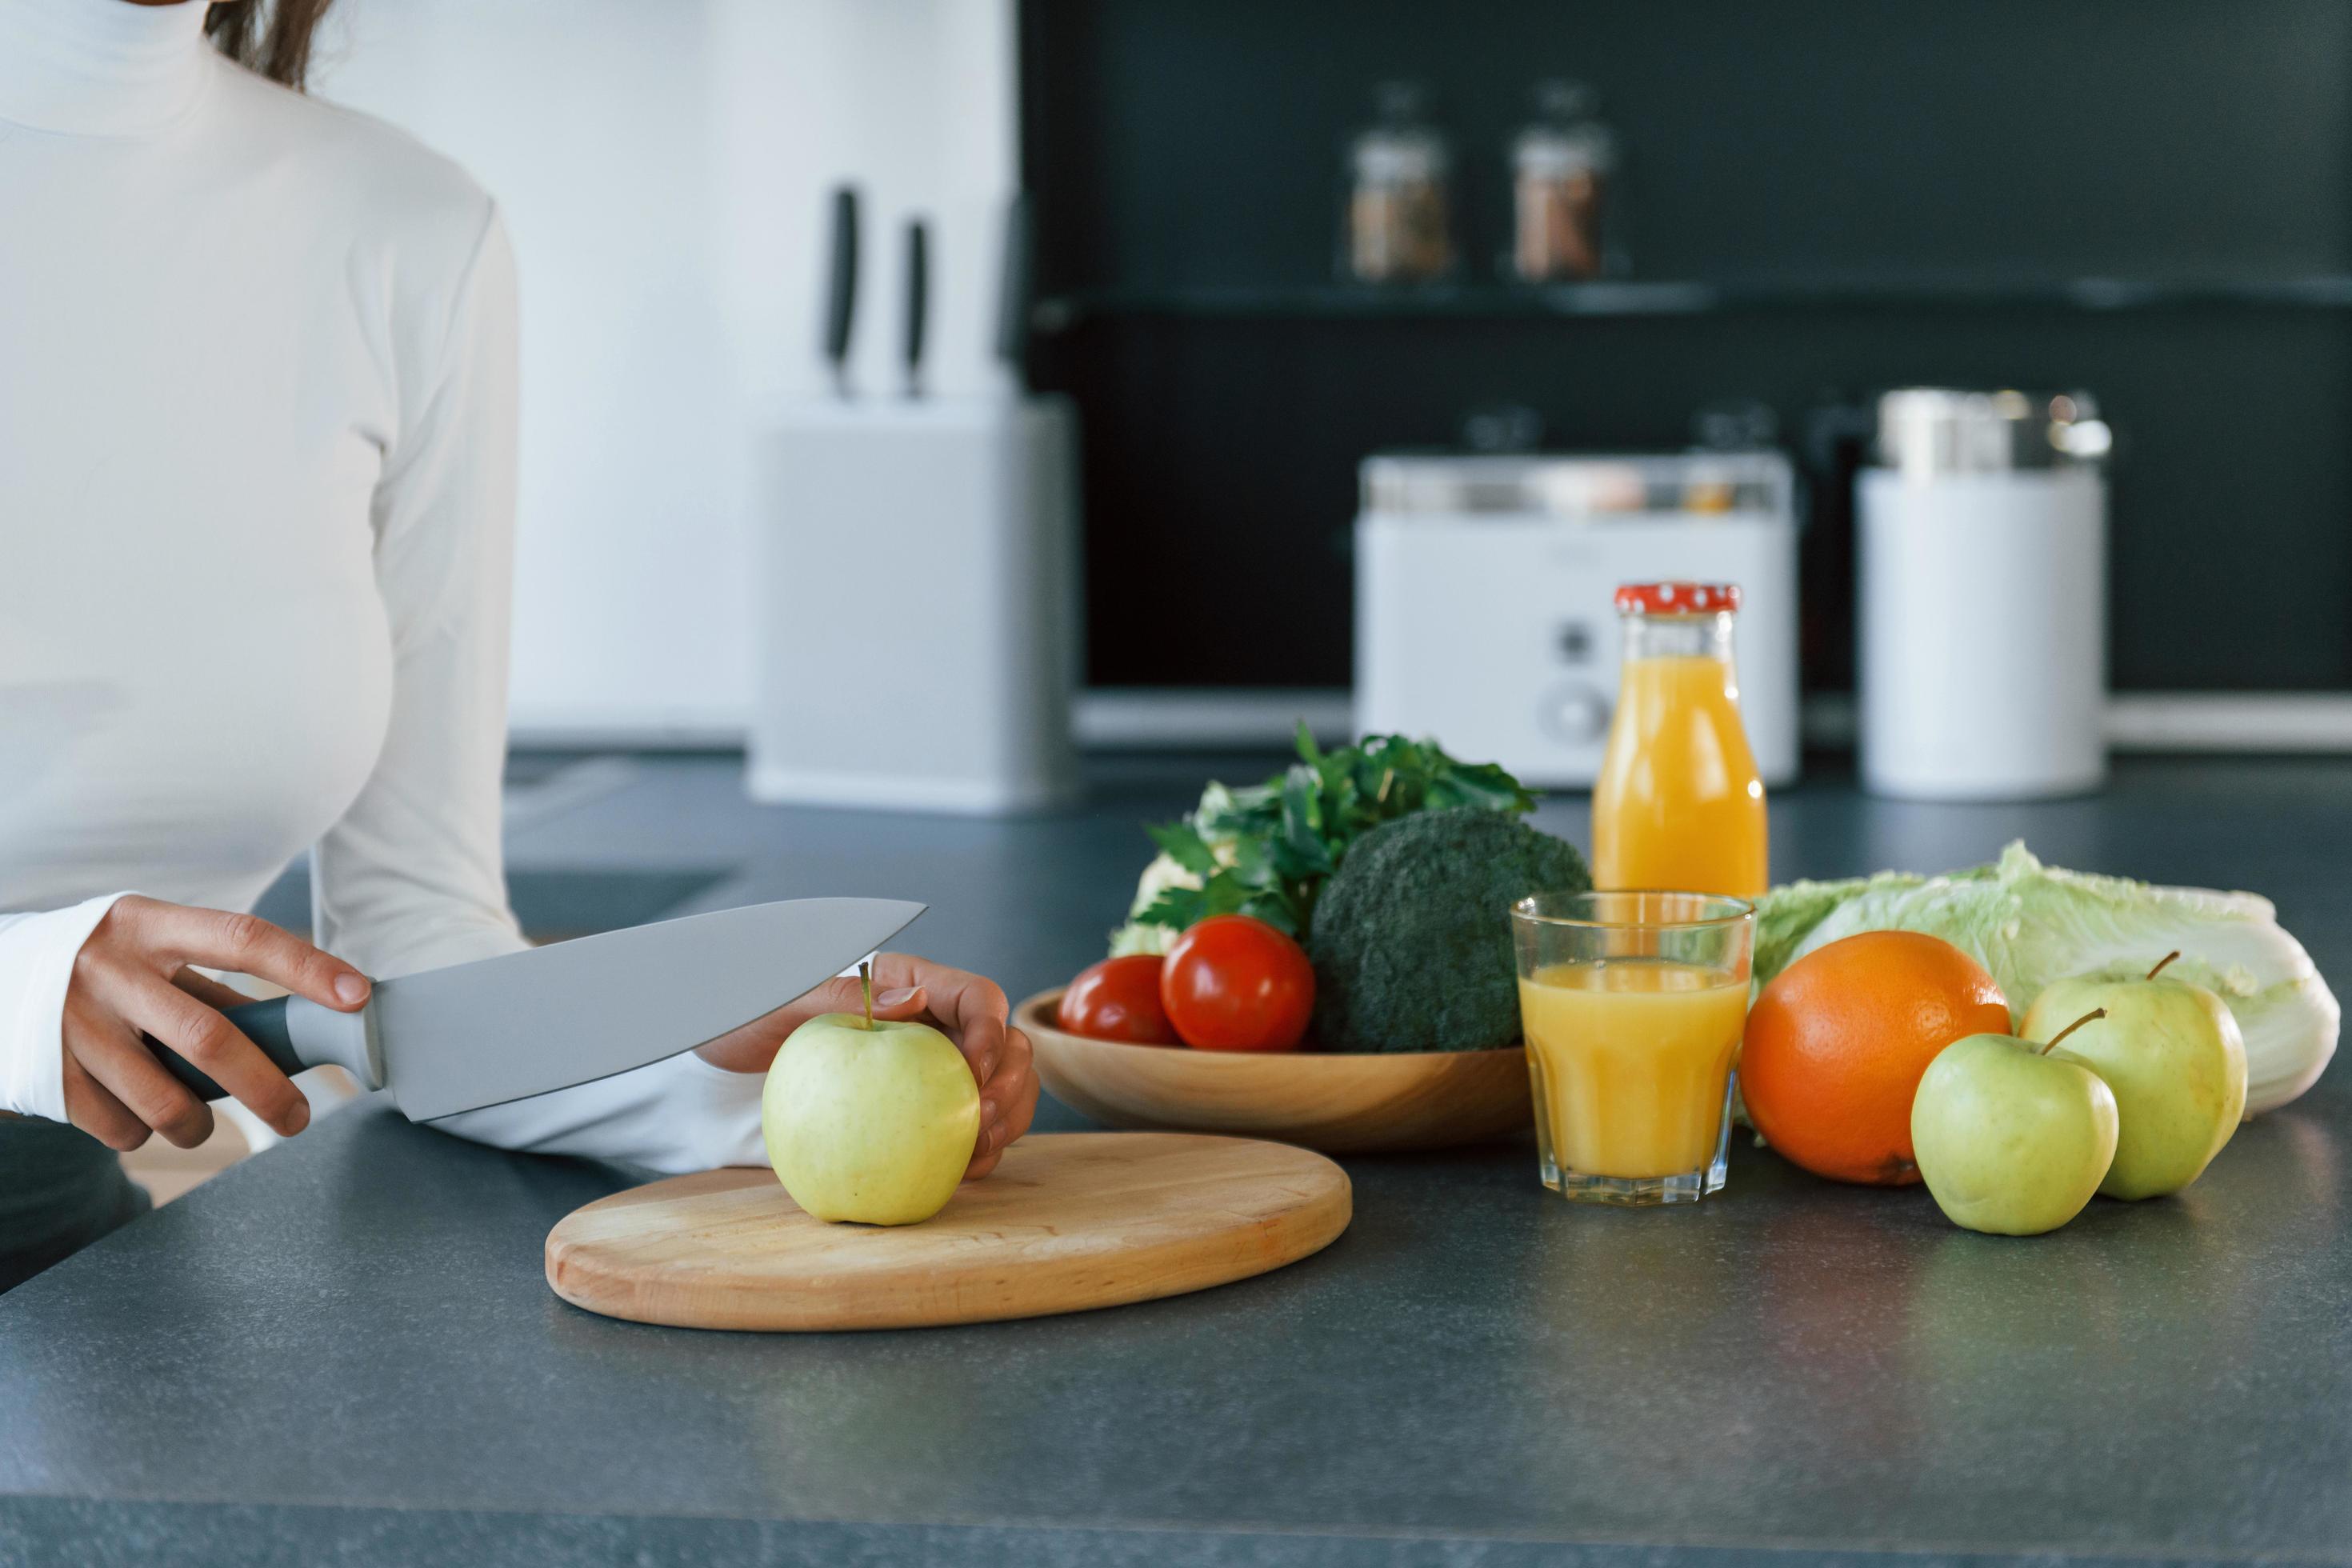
top-left (994, 190), bottom-right (1034, 382)
top-left (146, 997), bottom-right (301, 1102)
top-left (903, 218), bottom-right (928, 397)
top-left (824, 185), bottom-right (859, 389)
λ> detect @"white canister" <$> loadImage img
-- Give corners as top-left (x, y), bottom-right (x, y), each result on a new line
top-left (1857, 389), bottom-right (2111, 800)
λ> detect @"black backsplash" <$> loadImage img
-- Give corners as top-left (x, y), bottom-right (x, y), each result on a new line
top-left (1021, 0), bottom-right (2352, 694)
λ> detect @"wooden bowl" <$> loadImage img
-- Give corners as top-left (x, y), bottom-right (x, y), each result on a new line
top-left (1018, 990), bottom-right (1531, 1154)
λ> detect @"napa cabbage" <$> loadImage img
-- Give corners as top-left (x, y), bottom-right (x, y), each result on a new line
top-left (1755, 842), bottom-right (2338, 1114)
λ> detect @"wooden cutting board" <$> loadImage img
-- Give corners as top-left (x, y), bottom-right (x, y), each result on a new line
top-left (544, 1133), bottom-right (1351, 1331)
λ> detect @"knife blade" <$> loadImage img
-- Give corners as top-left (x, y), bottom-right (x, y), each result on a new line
top-left (146, 896), bottom-right (924, 1121)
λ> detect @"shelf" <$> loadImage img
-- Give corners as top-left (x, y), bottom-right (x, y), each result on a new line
top-left (1032, 275), bottom-right (2352, 331)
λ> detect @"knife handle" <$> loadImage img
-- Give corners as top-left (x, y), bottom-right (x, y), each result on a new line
top-left (902, 217), bottom-right (927, 398)
top-left (146, 996), bottom-right (382, 1104)
top-left (994, 190), bottom-right (1033, 382)
top-left (824, 184), bottom-right (859, 394)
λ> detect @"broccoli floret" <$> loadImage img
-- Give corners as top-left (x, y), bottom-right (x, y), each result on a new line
top-left (1307, 809), bottom-right (1591, 1053)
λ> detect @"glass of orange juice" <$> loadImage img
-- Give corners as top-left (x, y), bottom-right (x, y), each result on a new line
top-left (1511, 890), bottom-right (1755, 1206)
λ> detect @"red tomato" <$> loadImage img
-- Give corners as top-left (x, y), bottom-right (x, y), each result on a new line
top-left (1159, 914), bottom-right (1314, 1052)
top-left (1058, 955), bottom-right (1178, 1045)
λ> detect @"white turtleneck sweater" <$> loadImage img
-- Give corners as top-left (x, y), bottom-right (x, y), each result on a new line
top-left (0, 0), bottom-right (764, 1170)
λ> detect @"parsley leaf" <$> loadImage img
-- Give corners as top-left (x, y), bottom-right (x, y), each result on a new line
top-left (1125, 728), bottom-right (1534, 945)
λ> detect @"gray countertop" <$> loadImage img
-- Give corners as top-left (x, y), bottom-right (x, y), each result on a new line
top-left (4, 755), bottom-right (2348, 1567)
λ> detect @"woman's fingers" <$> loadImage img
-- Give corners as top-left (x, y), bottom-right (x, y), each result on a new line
top-left (114, 967), bottom-right (308, 1137)
top-left (120, 897), bottom-right (370, 1013)
top-left (860, 954), bottom-right (1012, 1082)
top-left (992, 1046), bottom-right (1037, 1147)
top-left (694, 948), bottom-right (1034, 1183)
top-left (867, 984), bottom-right (926, 1020)
top-left (799, 972), bottom-right (925, 1021)
top-left (170, 966), bottom-right (256, 1013)
top-left (964, 1027), bottom-right (1037, 1180)
top-left (58, 1034), bottom-right (153, 1153)
top-left (978, 1026), bottom-right (1033, 1127)
top-left (874, 954), bottom-right (1006, 1027)
top-left (54, 899), bottom-right (358, 1149)
top-left (955, 1009), bottom-right (1006, 1090)
top-left (859, 958), bottom-right (1032, 1177)
top-left (690, 976), bottom-right (933, 1074)
top-left (64, 998), bottom-right (214, 1149)
top-left (930, 966), bottom-right (1010, 1035)
top-left (906, 966), bottom-right (1007, 1078)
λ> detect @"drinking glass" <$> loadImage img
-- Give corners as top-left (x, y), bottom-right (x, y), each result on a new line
top-left (1510, 890), bottom-right (1755, 1206)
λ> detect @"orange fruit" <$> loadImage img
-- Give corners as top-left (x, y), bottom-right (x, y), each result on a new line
top-left (1742, 930), bottom-right (2010, 1186)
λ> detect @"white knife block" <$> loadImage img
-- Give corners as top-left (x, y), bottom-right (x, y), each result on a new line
top-left (746, 395), bottom-right (1081, 814)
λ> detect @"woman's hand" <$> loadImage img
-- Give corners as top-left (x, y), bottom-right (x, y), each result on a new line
top-left (698, 953), bottom-right (1039, 1180)
top-left (60, 896), bottom-right (372, 1152)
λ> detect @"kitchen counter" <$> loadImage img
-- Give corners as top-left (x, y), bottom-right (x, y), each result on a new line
top-left (4, 755), bottom-right (2348, 1567)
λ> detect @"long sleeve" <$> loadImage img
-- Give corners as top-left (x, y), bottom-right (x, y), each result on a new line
top-left (0, 894), bottom-right (130, 1123)
top-left (314, 202), bottom-right (762, 1173)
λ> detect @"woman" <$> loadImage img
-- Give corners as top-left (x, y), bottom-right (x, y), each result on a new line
top-left (0, 0), bottom-right (1038, 1289)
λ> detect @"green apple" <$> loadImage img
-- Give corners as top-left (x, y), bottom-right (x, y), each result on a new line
top-left (1910, 1027), bottom-right (2118, 1237)
top-left (2022, 954), bottom-right (2247, 1200)
top-left (762, 998), bottom-right (981, 1226)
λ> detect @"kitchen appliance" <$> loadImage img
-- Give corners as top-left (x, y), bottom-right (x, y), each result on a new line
top-left (146, 898), bottom-right (924, 1120)
top-left (1858, 388), bottom-right (2111, 800)
top-left (544, 1133), bottom-right (1350, 1331)
top-left (748, 190), bottom-right (1080, 814)
top-left (1353, 450), bottom-right (1800, 787)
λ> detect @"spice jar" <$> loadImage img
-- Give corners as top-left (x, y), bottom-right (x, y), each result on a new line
top-left (1510, 80), bottom-right (1618, 282)
top-left (1341, 82), bottom-right (1454, 285)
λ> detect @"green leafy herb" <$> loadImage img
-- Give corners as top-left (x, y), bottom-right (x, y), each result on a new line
top-left (1111, 726), bottom-right (1538, 950)
top-left (1144, 821), bottom-right (1220, 878)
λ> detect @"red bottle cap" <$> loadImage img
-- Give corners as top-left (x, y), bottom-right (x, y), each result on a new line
top-left (1614, 582), bottom-right (1741, 615)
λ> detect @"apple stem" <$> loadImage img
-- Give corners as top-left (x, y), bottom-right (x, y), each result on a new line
top-left (2146, 950), bottom-right (2182, 980)
top-left (2039, 1007), bottom-right (2106, 1054)
top-left (859, 959), bottom-right (874, 1031)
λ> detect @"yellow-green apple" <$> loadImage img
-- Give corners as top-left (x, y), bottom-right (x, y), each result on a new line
top-left (1910, 1014), bottom-right (2119, 1236)
top-left (762, 970), bottom-right (980, 1226)
top-left (2022, 953), bottom-right (2247, 1200)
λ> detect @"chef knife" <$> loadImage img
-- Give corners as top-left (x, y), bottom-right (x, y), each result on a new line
top-left (145, 897), bottom-right (924, 1121)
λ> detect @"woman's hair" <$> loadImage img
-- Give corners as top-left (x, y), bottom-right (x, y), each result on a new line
top-left (204, 0), bottom-right (338, 92)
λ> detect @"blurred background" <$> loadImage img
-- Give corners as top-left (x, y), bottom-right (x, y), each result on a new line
top-left (122, 0), bottom-right (2352, 1192)
top-left (309, 0), bottom-right (2351, 758)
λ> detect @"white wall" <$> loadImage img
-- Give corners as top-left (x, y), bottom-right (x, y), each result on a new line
top-left (318, 0), bottom-right (1018, 741)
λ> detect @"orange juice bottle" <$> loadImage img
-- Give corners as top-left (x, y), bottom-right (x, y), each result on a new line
top-left (1591, 582), bottom-right (1768, 898)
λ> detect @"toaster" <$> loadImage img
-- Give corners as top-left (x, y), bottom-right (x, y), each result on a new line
top-left (1353, 450), bottom-right (1801, 787)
